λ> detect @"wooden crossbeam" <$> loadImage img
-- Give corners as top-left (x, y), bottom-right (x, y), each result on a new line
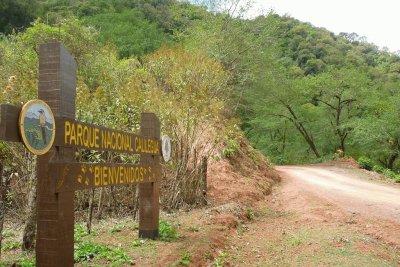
top-left (0, 104), bottom-right (22, 142)
top-left (49, 161), bottom-right (159, 192)
top-left (0, 105), bottom-right (161, 156)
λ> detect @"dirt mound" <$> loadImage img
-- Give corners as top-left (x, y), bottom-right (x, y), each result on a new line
top-left (207, 137), bottom-right (280, 206)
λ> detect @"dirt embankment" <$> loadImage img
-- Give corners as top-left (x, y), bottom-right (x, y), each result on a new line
top-left (207, 138), bottom-right (280, 206)
top-left (154, 138), bottom-right (281, 266)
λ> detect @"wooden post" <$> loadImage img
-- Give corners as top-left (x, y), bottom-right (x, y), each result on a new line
top-left (139, 113), bottom-right (160, 239)
top-left (36, 42), bottom-right (76, 267)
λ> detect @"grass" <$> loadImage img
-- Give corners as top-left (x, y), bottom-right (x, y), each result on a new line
top-left (159, 220), bottom-right (179, 242)
top-left (261, 226), bottom-right (400, 267)
top-left (2, 241), bottom-right (21, 251)
top-left (178, 252), bottom-right (192, 266)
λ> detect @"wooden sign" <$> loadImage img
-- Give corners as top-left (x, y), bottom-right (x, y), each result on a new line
top-left (55, 118), bottom-right (161, 155)
top-left (50, 162), bottom-right (159, 192)
top-left (0, 42), bottom-right (162, 266)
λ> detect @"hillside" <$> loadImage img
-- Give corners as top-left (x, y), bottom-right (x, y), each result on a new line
top-left (1, 0), bottom-right (400, 265)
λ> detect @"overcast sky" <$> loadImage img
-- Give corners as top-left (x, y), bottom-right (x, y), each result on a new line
top-left (249, 0), bottom-right (400, 52)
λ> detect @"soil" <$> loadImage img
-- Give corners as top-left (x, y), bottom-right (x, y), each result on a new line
top-left (2, 156), bottom-right (400, 266)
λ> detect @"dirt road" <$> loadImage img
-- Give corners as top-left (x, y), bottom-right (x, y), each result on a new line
top-left (226, 165), bottom-right (400, 266)
top-left (276, 165), bottom-right (400, 221)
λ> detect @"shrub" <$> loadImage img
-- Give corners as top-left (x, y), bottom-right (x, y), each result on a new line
top-left (74, 242), bottom-right (133, 265)
top-left (159, 220), bottom-right (178, 242)
top-left (358, 156), bottom-right (374, 170)
top-left (372, 165), bottom-right (385, 173)
top-left (383, 169), bottom-right (396, 179)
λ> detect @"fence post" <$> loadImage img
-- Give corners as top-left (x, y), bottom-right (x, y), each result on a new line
top-left (36, 42), bottom-right (76, 267)
top-left (138, 113), bottom-right (160, 239)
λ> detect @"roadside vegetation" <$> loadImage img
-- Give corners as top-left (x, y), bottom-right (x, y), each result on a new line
top-left (1, 0), bottom-right (400, 265)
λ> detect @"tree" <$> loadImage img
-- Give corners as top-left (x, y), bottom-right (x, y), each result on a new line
top-left (0, 0), bottom-right (37, 34)
top-left (305, 67), bottom-right (371, 154)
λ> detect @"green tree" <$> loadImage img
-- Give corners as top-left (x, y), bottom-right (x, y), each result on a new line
top-left (0, 0), bottom-right (37, 34)
top-left (305, 67), bottom-right (371, 154)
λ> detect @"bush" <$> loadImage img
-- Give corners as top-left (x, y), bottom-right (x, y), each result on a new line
top-left (159, 220), bottom-right (178, 242)
top-left (372, 165), bottom-right (385, 173)
top-left (383, 169), bottom-right (396, 179)
top-left (74, 242), bottom-right (133, 265)
top-left (358, 156), bottom-right (374, 170)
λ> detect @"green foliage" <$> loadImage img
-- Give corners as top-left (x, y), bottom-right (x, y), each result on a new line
top-left (188, 226), bottom-right (199, 232)
top-left (159, 220), bottom-right (178, 242)
top-left (358, 156), bottom-right (374, 171)
top-left (2, 230), bottom-right (15, 238)
top-left (244, 208), bottom-right (255, 220)
top-left (110, 225), bottom-right (122, 233)
top-left (84, 9), bottom-right (170, 57)
top-left (2, 241), bottom-right (21, 251)
top-left (213, 251), bottom-right (231, 267)
top-left (132, 239), bottom-right (142, 247)
top-left (222, 138), bottom-right (240, 159)
top-left (74, 242), bottom-right (133, 265)
top-left (74, 224), bottom-right (88, 243)
top-left (382, 169), bottom-right (396, 180)
top-left (0, 0), bottom-right (37, 34)
top-left (17, 257), bottom-right (36, 267)
top-left (179, 252), bottom-right (192, 266)
top-left (372, 165), bottom-right (385, 174)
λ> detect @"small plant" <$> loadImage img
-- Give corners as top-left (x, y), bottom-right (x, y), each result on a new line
top-left (3, 241), bottom-right (21, 251)
top-left (159, 220), bottom-right (178, 242)
top-left (2, 230), bottom-right (15, 238)
top-left (74, 241), bottom-right (133, 265)
top-left (383, 168), bottom-right (396, 179)
top-left (244, 208), bottom-right (255, 220)
top-left (110, 225), bottom-right (123, 233)
top-left (358, 156), bottom-right (374, 170)
top-left (18, 257), bottom-right (36, 267)
top-left (178, 252), bottom-right (192, 266)
top-left (188, 226), bottom-right (199, 232)
top-left (213, 251), bottom-right (230, 266)
top-left (372, 165), bottom-right (385, 173)
top-left (132, 239), bottom-right (142, 247)
top-left (74, 224), bottom-right (88, 243)
top-left (222, 138), bottom-right (240, 159)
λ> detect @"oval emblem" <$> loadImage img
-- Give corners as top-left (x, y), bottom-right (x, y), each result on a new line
top-left (161, 135), bottom-right (171, 162)
top-left (19, 99), bottom-right (55, 155)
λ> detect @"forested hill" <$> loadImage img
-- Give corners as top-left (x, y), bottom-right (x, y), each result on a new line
top-left (1, 0), bottom-right (400, 171)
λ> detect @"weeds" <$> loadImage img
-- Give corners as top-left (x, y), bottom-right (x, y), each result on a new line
top-left (74, 241), bottom-right (133, 265)
top-left (178, 252), bottom-right (192, 266)
top-left (2, 230), bottom-right (15, 238)
top-left (159, 220), bottom-right (178, 241)
top-left (188, 226), bottom-right (199, 232)
top-left (110, 225), bottom-right (123, 233)
top-left (213, 251), bottom-right (231, 266)
top-left (2, 241), bottom-right (21, 251)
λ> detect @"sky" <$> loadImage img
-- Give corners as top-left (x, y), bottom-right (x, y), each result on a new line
top-left (249, 0), bottom-right (400, 52)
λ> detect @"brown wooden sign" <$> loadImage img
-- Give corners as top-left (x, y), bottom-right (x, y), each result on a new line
top-left (50, 161), bottom-right (159, 192)
top-left (55, 117), bottom-right (161, 155)
top-left (0, 42), bottom-right (162, 266)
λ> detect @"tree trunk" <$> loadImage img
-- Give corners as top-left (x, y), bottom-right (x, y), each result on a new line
top-left (285, 105), bottom-right (321, 158)
top-left (95, 187), bottom-right (104, 220)
top-left (22, 168), bottom-right (37, 251)
top-left (200, 156), bottom-right (208, 205)
top-left (86, 188), bottom-right (95, 234)
top-left (387, 152), bottom-right (398, 170)
top-left (0, 162), bottom-right (4, 257)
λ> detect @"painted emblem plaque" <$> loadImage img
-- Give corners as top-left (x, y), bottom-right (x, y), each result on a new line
top-left (19, 99), bottom-right (55, 155)
top-left (161, 135), bottom-right (171, 162)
